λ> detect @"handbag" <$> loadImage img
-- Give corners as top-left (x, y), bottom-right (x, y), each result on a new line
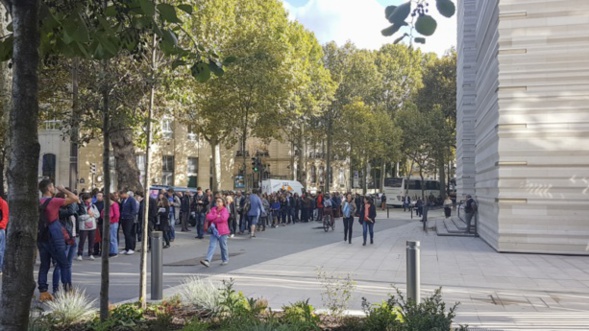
top-left (78, 214), bottom-right (96, 231)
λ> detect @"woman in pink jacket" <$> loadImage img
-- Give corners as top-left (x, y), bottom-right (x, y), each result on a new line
top-left (101, 193), bottom-right (120, 257)
top-left (200, 197), bottom-right (230, 267)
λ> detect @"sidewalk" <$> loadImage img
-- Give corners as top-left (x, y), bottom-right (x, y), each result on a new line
top-left (163, 209), bottom-right (589, 330)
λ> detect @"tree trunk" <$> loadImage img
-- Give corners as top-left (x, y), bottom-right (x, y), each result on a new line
top-left (100, 57), bottom-right (112, 322)
top-left (325, 116), bottom-right (332, 193)
top-left (0, 1), bottom-right (40, 330)
top-left (139, 30), bottom-right (157, 309)
top-left (380, 161), bottom-right (386, 192)
top-left (0, 5), bottom-right (11, 199)
top-left (110, 125), bottom-right (143, 192)
top-left (69, 59), bottom-right (79, 190)
top-left (210, 137), bottom-right (221, 192)
top-left (438, 155), bottom-right (446, 198)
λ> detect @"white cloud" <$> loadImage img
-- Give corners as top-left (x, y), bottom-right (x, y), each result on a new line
top-left (282, 0), bottom-right (456, 56)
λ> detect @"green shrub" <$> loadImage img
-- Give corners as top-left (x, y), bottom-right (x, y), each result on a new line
top-left (362, 287), bottom-right (462, 331)
top-left (181, 318), bottom-right (211, 331)
top-left (281, 299), bottom-right (320, 331)
top-left (107, 302), bottom-right (144, 328)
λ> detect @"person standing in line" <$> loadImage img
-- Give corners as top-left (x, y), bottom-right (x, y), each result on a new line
top-left (76, 193), bottom-right (99, 260)
top-left (180, 191), bottom-right (191, 232)
top-left (443, 195), bottom-right (453, 218)
top-left (193, 187), bottom-right (209, 239)
top-left (92, 192), bottom-right (104, 256)
top-left (0, 194), bottom-right (9, 276)
top-left (381, 193), bottom-right (387, 210)
top-left (403, 195), bottom-right (411, 212)
top-left (260, 193), bottom-right (270, 231)
top-left (37, 179), bottom-right (80, 301)
top-left (157, 197), bottom-right (171, 248)
top-left (118, 190), bottom-right (138, 255)
top-left (358, 196), bottom-right (376, 246)
top-left (247, 190), bottom-right (265, 238)
top-left (342, 193), bottom-right (356, 244)
top-left (52, 192), bottom-right (78, 293)
top-left (102, 193), bottom-right (120, 258)
top-left (200, 197), bottom-right (230, 267)
top-left (225, 195), bottom-right (237, 237)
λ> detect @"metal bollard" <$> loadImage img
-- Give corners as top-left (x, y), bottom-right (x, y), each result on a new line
top-left (151, 231), bottom-right (163, 300)
top-left (406, 241), bottom-right (420, 304)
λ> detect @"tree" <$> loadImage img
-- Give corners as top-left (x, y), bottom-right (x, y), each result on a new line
top-left (0, 1), bottom-right (42, 330)
top-left (175, 0), bottom-right (294, 191)
top-left (0, 0), bottom-right (226, 327)
top-left (416, 50), bottom-right (456, 196)
top-left (382, 0), bottom-right (456, 45)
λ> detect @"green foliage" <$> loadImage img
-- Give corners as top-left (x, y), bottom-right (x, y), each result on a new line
top-left (362, 287), bottom-right (462, 331)
top-left (181, 318), bottom-right (211, 331)
top-left (382, 0), bottom-right (455, 43)
top-left (108, 303), bottom-right (145, 328)
top-left (316, 268), bottom-right (356, 318)
top-left (281, 299), bottom-right (321, 330)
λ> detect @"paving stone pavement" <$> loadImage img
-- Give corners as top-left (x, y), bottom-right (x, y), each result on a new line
top-left (161, 209), bottom-right (589, 330)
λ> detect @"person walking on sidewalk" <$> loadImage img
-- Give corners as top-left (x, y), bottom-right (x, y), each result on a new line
top-left (247, 190), bottom-right (265, 237)
top-left (342, 193), bottom-right (356, 244)
top-left (200, 197), bottom-right (230, 267)
top-left (0, 194), bottom-right (9, 276)
top-left (358, 196), bottom-right (376, 246)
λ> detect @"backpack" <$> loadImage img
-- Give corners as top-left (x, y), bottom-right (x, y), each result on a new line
top-left (38, 198), bottom-right (52, 242)
top-left (243, 198), bottom-right (251, 214)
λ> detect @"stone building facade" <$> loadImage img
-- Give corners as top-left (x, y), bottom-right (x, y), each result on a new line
top-left (38, 118), bottom-right (350, 193)
top-left (456, 0), bottom-right (589, 254)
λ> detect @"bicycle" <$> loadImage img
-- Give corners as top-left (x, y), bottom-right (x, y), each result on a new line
top-left (322, 207), bottom-right (334, 232)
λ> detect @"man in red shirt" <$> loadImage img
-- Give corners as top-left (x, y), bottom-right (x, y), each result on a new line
top-left (37, 178), bottom-right (79, 301)
top-left (0, 194), bottom-right (8, 276)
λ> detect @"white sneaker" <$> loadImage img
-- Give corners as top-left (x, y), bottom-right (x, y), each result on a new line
top-left (89, 255), bottom-right (95, 260)
top-left (125, 250), bottom-right (135, 255)
top-left (221, 261), bottom-right (228, 266)
top-left (119, 250), bottom-right (127, 255)
top-left (200, 260), bottom-right (210, 267)
top-left (76, 255), bottom-right (82, 261)
top-left (230, 234), bottom-right (235, 238)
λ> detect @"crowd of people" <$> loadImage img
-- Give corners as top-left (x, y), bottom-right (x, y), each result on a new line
top-left (34, 177), bottom-right (382, 301)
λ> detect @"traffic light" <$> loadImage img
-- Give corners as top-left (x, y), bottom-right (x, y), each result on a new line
top-left (251, 158), bottom-right (259, 172)
top-left (90, 163), bottom-right (97, 174)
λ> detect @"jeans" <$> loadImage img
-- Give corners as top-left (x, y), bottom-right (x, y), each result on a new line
top-left (121, 218), bottom-right (136, 251)
top-left (77, 230), bottom-right (95, 257)
top-left (180, 211), bottom-right (189, 230)
top-left (110, 222), bottom-right (119, 255)
top-left (168, 211), bottom-right (176, 240)
top-left (343, 217), bottom-right (354, 242)
top-left (0, 229), bottom-right (5, 272)
top-left (229, 216), bottom-right (237, 235)
top-left (465, 212), bottom-right (474, 232)
top-left (53, 242), bottom-right (76, 292)
top-left (195, 212), bottom-right (205, 238)
top-left (205, 234), bottom-right (228, 262)
top-left (362, 221), bottom-right (374, 244)
top-left (38, 222), bottom-right (71, 293)
top-left (287, 207), bottom-right (294, 223)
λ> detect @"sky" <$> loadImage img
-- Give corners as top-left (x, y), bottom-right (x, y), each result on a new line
top-left (281, 0), bottom-right (457, 56)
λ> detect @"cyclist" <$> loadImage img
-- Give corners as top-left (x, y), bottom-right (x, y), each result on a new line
top-left (323, 194), bottom-right (334, 228)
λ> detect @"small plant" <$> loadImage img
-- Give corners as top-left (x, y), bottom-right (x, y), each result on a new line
top-left (316, 267), bottom-right (356, 318)
top-left (108, 302), bottom-right (145, 327)
top-left (281, 299), bottom-right (321, 330)
top-left (179, 276), bottom-right (223, 316)
top-left (361, 296), bottom-right (403, 331)
top-left (181, 317), bottom-right (211, 331)
top-left (44, 288), bottom-right (96, 327)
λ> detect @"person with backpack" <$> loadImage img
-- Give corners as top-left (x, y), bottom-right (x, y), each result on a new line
top-left (0, 195), bottom-right (9, 276)
top-left (38, 179), bottom-right (80, 301)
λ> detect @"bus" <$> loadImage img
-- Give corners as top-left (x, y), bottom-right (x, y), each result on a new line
top-left (383, 177), bottom-right (441, 207)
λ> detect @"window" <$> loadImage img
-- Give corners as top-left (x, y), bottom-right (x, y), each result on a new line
top-left (161, 117), bottom-right (173, 139)
top-left (188, 157), bottom-right (198, 188)
top-left (162, 155), bottom-right (174, 186)
top-left (136, 154), bottom-right (146, 187)
top-left (426, 181), bottom-right (441, 191)
top-left (42, 154), bottom-right (56, 180)
top-left (408, 180), bottom-right (421, 190)
top-left (384, 178), bottom-right (403, 188)
top-left (187, 124), bottom-right (197, 141)
top-left (319, 166), bottom-right (325, 184)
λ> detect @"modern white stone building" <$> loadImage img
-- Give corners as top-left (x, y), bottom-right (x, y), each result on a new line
top-left (456, 0), bottom-right (589, 254)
